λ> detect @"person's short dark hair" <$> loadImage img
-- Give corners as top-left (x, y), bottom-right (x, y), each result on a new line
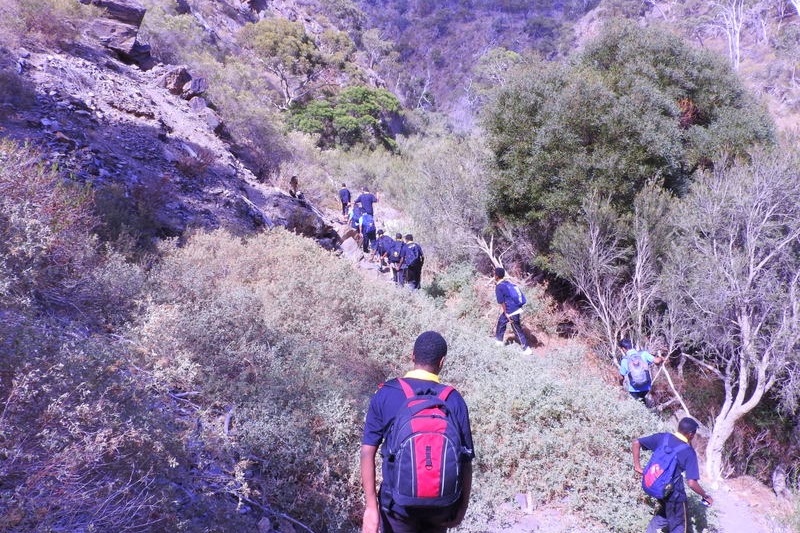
top-left (341, 182), bottom-right (346, 187)
top-left (395, 232), bottom-right (403, 239)
top-left (494, 267), bottom-right (505, 279)
top-left (678, 417), bottom-right (699, 436)
top-left (413, 331), bottom-right (448, 367)
top-left (377, 229), bottom-right (384, 235)
top-left (405, 234), bottom-right (413, 241)
top-left (618, 338), bottom-right (633, 350)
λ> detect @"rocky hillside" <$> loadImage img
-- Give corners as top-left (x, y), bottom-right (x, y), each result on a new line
top-left (1, 0), bottom-right (339, 249)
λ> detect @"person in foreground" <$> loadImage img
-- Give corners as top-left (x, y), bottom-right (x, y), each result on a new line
top-left (632, 417), bottom-right (714, 533)
top-left (360, 331), bottom-right (474, 533)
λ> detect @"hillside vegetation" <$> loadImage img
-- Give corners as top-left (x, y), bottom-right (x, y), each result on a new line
top-left (1, 0), bottom-right (800, 531)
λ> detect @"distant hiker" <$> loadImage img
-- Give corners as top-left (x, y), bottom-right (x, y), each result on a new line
top-left (632, 417), bottom-right (713, 533)
top-left (359, 211), bottom-right (377, 254)
top-left (618, 338), bottom-right (663, 405)
top-left (388, 232), bottom-right (405, 284)
top-left (289, 175), bottom-right (300, 198)
top-left (372, 229), bottom-right (394, 270)
top-left (339, 183), bottom-right (351, 217)
top-left (350, 202), bottom-right (365, 231)
top-left (356, 186), bottom-right (378, 216)
top-left (361, 331), bottom-right (475, 533)
top-left (493, 267), bottom-right (531, 355)
top-left (401, 234), bottom-right (424, 290)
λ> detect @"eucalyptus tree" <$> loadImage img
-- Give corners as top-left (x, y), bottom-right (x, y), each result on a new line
top-left (662, 150), bottom-right (800, 483)
top-left (238, 19), bottom-right (329, 109)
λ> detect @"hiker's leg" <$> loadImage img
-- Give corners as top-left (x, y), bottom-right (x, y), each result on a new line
top-left (665, 500), bottom-right (689, 533)
top-left (646, 503), bottom-right (668, 533)
top-left (509, 315), bottom-right (528, 348)
top-left (629, 391), bottom-right (648, 403)
top-left (495, 313), bottom-right (509, 341)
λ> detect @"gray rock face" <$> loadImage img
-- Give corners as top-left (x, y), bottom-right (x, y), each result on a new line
top-left (259, 192), bottom-right (340, 250)
top-left (81, 0), bottom-right (146, 26)
top-left (81, 0), bottom-right (151, 66)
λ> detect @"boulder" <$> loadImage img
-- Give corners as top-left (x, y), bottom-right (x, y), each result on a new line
top-left (80, 0), bottom-right (146, 27)
top-left (259, 192), bottom-right (340, 250)
top-left (182, 77), bottom-right (208, 100)
top-left (161, 67), bottom-right (192, 95)
top-left (88, 19), bottom-right (139, 56)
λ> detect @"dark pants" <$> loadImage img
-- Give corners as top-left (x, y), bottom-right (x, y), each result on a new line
top-left (629, 390), bottom-right (649, 403)
top-left (379, 490), bottom-right (453, 533)
top-left (646, 500), bottom-right (688, 533)
top-left (362, 230), bottom-right (376, 253)
top-left (495, 313), bottom-right (528, 349)
top-left (341, 201), bottom-right (349, 216)
top-left (390, 262), bottom-right (400, 283)
top-left (406, 263), bottom-right (422, 289)
top-left (397, 266), bottom-right (408, 286)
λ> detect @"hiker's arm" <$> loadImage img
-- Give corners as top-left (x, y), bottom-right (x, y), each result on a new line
top-left (442, 461), bottom-right (473, 527)
top-left (360, 444), bottom-right (380, 533)
top-left (686, 479), bottom-right (713, 506)
top-left (632, 439), bottom-right (643, 474)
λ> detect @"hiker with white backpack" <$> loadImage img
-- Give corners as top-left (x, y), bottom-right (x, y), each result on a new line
top-left (618, 338), bottom-right (664, 404)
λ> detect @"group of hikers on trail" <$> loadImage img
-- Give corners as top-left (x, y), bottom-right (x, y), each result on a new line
top-left (332, 182), bottom-right (711, 532)
top-left (339, 183), bottom-right (425, 290)
top-left (359, 330), bottom-right (713, 533)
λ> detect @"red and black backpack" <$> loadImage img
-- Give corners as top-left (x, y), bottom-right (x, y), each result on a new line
top-left (384, 378), bottom-right (465, 508)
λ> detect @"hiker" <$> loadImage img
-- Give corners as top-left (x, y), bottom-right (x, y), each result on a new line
top-left (372, 229), bottom-right (394, 270)
top-left (632, 417), bottom-right (713, 533)
top-left (401, 234), bottom-right (424, 290)
top-left (359, 211), bottom-right (377, 254)
top-left (289, 175), bottom-right (300, 198)
top-left (355, 186), bottom-right (378, 216)
top-left (493, 267), bottom-right (532, 355)
top-left (339, 183), bottom-right (351, 217)
top-left (360, 331), bottom-right (474, 533)
top-left (618, 338), bottom-right (663, 404)
top-left (388, 232), bottom-right (405, 284)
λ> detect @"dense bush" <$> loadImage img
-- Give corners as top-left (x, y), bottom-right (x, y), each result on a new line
top-left (136, 228), bottom-right (703, 532)
top-left (0, 141), bottom-right (169, 531)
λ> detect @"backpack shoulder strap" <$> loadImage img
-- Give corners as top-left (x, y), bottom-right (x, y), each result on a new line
top-left (397, 378), bottom-right (415, 399)
top-left (437, 385), bottom-right (455, 401)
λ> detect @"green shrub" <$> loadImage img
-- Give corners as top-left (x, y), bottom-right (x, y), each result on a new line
top-left (136, 228), bottom-right (697, 532)
top-left (0, 0), bottom-right (100, 49)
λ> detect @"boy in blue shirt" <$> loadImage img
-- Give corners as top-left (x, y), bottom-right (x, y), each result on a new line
top-left (361, 331), bottom-right (474, 533)
top-left (632, 417), bottom-right (713, 533)
top-left (493, 267), bottom-right (531, 355)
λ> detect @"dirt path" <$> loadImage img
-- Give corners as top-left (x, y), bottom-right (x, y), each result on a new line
top-left (710, 477), bottom-right (792, 533)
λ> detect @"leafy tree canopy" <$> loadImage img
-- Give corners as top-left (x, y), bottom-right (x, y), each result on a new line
top-left (287, 85), bottom-right (401, 150)
top-left (483, 20), bottom-right (775, 255)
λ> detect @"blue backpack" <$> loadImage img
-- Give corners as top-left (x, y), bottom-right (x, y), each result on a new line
top-left (360, 213), bottom-right (375, 234)
top-left (384, 379), bottom-right (465, 508)
top-left (642, 435), bottom-right (689, 499)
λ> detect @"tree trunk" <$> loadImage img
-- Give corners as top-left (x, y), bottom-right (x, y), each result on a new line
top-left (705, 406), bottom-right (741, 486)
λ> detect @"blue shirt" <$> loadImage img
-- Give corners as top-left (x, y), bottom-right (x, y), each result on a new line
top-left (362, 370), bottom-right (475, 509)
top-left (375, 234), bottom-right (394, 256)
top-left (495, 280), bottom-right (524, 314)
top-left (620, 349), bottom-right (657, 392)
top-left (362, 371), bottom-right (474, 454)
top-left (388, 239), bottom-right (405, 263)
top-left (638, 432), bottom-right (699, 502)
top-left (356, 192), bottom-right (377, 215)
top-left (401, 241), bottom-right (423, 268)
top-left (339, 187), bottom-right (351, 203)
